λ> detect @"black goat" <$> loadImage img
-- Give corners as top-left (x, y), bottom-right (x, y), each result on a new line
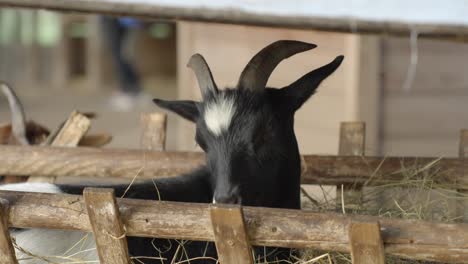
top-left (4, 40), bottom-right (344, 263)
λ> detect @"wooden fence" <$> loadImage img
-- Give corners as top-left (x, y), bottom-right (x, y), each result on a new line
top-left (0, 189), bottom-right (468, 263)
top-left (0, 110), bottom-right (467, 263)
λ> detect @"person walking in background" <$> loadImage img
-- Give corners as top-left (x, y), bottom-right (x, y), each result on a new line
top-left (101, 16), bottom-right (148, 111)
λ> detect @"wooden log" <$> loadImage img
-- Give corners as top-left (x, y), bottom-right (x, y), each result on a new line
top-left (0, 190), bottom-right (467, 263)
top-left (0, 0), bottom-right (467, 41)
top-left (210, 204), bottom-right (253, 264)
top-left (84, 188), bottom-right (131, 264)
top-left (336, 122), bottom-right (365, 212)
top-left (0, 145), bottom-right (466, 188)
top-left (349, 222), bottom-right (385, 264)
top-left (28, 111), bottom-right (91, 183)
top-left (0, 199), bottom-right (18, 264)
top-left (140, 113), bottom-right (167, 151)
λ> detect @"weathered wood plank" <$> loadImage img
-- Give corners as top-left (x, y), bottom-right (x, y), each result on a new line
top-left (210, 204), bottom-right (253, 264)
top-left (140, 113), bottom-right (167, 151)
top-left (0, 190), bottom-right (467, 263)
top-left (337, 122), bottom-right (365, 212)
top-left (0, 0), bottom-right (467, 40)
top-left (28, 111), bottom-right (91, 183)
top-left (84, 188), bottom-right (131, 264)
top-left (0, 145), bottom-right (466, 188)
top-left (0, 199), bottom-right (18, 264)
top-left (50, 111), bottom-right (91, 147)
top-left (349, 222), bottom-right (385, 264)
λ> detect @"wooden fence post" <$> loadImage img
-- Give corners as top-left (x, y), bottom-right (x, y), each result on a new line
top-left (84, 188), bottom-right (131, 264)
top-left (349, 222), bottom-right (385, 264)
top-left (28, 111), bottom-right (91, 183)
top-left (0, 199), bottom-right (18, 264)
top-left (336, 122), bottom-right (366, 212)
top-left (458, 129), bottom-right (468, 222)
top-left (210, 204), bottom-right (254, 264)
top-left (140, 113), bottom-right (167, 151)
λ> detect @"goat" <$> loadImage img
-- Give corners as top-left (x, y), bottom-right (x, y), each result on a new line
top-left (2, 40), bottom-right (344, 263)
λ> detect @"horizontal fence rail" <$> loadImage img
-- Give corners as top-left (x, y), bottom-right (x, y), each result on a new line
top-left (0, 0), bottom-right (467, 40)
top-left (0, 145), bottom-right (466, 188)
top-left (0, 190), bottom-right (467, 263)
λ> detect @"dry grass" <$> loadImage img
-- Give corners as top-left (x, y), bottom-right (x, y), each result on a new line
top-left (299, 156), bottom-right (465, 264)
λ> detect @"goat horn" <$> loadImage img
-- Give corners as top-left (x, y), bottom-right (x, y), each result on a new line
top-left (187, 54), bottom-right (218, 98)
top-left (238, 40), bottom-right (317, 92)
top-left (1, 83), bottom-right (28, 145)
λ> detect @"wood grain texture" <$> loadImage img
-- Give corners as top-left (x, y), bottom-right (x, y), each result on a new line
top-left (140, 113), bottom-right (167, 151)
top-left (84, 188), bottom-right (131, 264)
top-left (0, 199), bottom-right (18, 264)
top-left (210, 204), bottom-right (253, 264)
top-left (349, 222), bottom-right (385, 264)
top-left (0, 190), bottom-right (467, 262)
top-left (50, 111), bottom-right (91, 147)
top-left (28, 111), bottom-right (91, 183)
top-left (1, 145), bottom-right (467, 188)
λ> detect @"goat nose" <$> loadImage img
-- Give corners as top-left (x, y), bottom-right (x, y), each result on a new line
top-left (213, 191), bottom-right (241, 204)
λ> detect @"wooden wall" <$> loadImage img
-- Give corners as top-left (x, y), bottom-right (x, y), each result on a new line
top-left (381, 37), bottom-right (468, 157)
top-left (174, 22), bottom-right (381, 155)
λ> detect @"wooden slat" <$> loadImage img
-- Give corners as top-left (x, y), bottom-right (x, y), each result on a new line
top-left (0, 190), bottom-right (467, 263)
top-left (210, 204), bottom-right (253, 264)
top-left (1, 145), bottom-right (467, 188)
top-left (0, 0), bottom-right (468, 40)
top-left (84, 188), bottom-right (131, 264)
top-left (338, 122), bottom-right (366, 156)
top-left (140, 113), bottom-right (167, 151)
top-left (0, 199), bottom-right (18, 264)
top-left (349, 222), bottom-right (385, 264)
top-left (28, 111), bottom-right (91, 183)
top-left (50, 111), bottom-right (91, 147)
top-left (337, 122), bottom-right (365, 212)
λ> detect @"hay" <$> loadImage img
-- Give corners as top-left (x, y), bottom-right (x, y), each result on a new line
top-left (299, 156), bottom-right (465, 264)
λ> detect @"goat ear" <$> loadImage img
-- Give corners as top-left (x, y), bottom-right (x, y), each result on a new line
top-left (153, 99), bottom-right (200, 122)
top-left (280, 55), bottom-right (344, 112)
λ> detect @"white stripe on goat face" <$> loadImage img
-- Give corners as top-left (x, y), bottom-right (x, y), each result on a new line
top-left (204, 96), bottom-right (236, 136)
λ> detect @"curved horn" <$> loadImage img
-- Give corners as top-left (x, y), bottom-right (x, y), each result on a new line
top-left (1, 83), bottom-right (28, 145)
top-left (238, 40), bottom-right (317, 92)
top-left (187, 54), bottom-right (218, 98)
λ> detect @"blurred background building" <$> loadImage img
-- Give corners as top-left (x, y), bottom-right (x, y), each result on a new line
top-left (0, 8), bottom-right (467, 157)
